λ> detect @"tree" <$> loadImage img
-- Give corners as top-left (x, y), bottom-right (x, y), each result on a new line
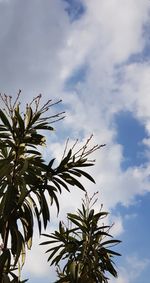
top-left (41, 192), bottom-right (121, 283)
top-left (0, 92), bottom-right (102, 282)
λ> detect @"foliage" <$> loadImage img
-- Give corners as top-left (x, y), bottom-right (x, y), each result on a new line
top-left (0, 92), bottom-right (102, 282)
top-left (41, 193), bottom-right (121, 283)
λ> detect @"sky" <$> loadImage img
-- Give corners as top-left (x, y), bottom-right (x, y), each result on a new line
top-left (0, 0), bottom-right (150, 282)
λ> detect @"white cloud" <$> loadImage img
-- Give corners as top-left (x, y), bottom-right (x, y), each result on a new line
top-left (54, 0), bottom-right (150, 212)
top-left (111, 255), bottom-right (150, 283)
top-left (0, 0), bottom-right (150, 281)
top-left (59, 0), bottom-right (149, 78)
top-left (124, 213), bottom-right (137, 220)
top-left (0, 0), bottom-right (70, 96)
top-left (109, 215), bottom-right (124, 236)
top-left (22, 227), bottom-right (56, 281)
top-left (83, 0), bottom-right (148, 64)
top-left (143, 138), bottom-right (150, 147)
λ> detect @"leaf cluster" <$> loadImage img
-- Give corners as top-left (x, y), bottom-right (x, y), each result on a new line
top-left (41, 193), bottom-right (121, 283)
top-left (0, 94), bottom-right (101, 282)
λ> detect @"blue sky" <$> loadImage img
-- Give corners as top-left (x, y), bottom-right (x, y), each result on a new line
top-left (115, 111), bottom-right (148, 169)
top-left (0, 0), bottom-right (150, 282)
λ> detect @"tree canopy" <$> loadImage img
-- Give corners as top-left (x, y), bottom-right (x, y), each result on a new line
top-left (41, 192), bottom-right (121, 283)
top-left (0, 93), bottom-right (107, 282)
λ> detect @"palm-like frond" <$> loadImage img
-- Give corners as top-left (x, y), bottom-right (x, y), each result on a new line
top-left (0, 93), bottom-right (101, 281)
top-left (41, 193), bottom-right (121, 283)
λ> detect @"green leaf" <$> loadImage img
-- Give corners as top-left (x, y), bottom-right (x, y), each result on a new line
top-left (75, 169), bottom-right (95, 183)
top-left (25, 107), bottom-right (33, 128)
top-left (50, 247), bottom-right (66, 266)
top-left (14, 229), bottom-right (25, 266)
top-left (101, 248), bottom-right (121, 257)
top-left (15, 106), bottom-right (25, 132)
top-left (48, 158), bottom-right (55, 169)
top-left (60, 173), bottom-right (85, 191)
top-left (2, 274), bottom-right (11, 283)
top-left (75, 162), bottom-right (94, 167)
top-left (0, 124), bottom-right (8, 131)
top-left (29, 111), bottom-right (41, 125)
top-left (52, 180), bottom-right (62, 193)
top-left (47, 245), bottom-right (63, 263)
top-left (58, 149), bottom-right (72, 171)
top-left (39, 192), bottom-right (50, 229)
top-left (53, 177), bottom-right (70, 192)
top-left (29, 196), bottom-right (42, 235)
top-left (0, 132), bottom-right (11, 138)
top-left (0, 109), bottom-right (12, 131)
top-left (33, 123), bottom-right (54, 131)
top-left (0, 249), bottom-right (11, 273)
top-left (67, 217), bottom-right (87, 233)
top-left (67, 213), bottom-right (82, 222)
top-left (26, 150), bottom-right (42, 156)
top-left (19, 159), bottom-right (29, 176)
top-left (2, 185), bottom-right (16, 218)
top-left (101, 239), bottom-right (122, 247)
top-left (46, 185), bottom-right (60, 213)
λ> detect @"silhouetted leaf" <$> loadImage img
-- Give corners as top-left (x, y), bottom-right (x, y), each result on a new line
top-left (0, 109), bottom-right (12, 131)
top-left (75, 169), bottom-right (95, 183)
